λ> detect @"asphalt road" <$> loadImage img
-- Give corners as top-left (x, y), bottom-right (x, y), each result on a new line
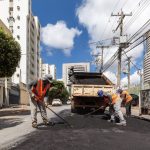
top-left (5, 106), bottom-right (150, 150)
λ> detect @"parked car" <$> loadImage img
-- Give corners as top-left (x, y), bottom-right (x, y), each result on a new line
top-left (67, 100), bottom-right (71, 105)
top-left (52, 99), bottom-right (62, 106)
top-left (130, 94), bottom-right (139, 106)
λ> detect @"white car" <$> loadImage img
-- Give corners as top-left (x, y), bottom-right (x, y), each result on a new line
top-left (52, 99), bottom-right (62, 106)
top-left (67, 100), bottom-right (71, 105)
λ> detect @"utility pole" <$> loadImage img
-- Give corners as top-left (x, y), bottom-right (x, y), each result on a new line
top-left (111, 10), bottom-right (132, 88)
top-left (96, 45), bottom-right (109, 72)
top-left (127, 57), bottom-right (131, 90)
top-left (124, 57), bottom-right (131, 90)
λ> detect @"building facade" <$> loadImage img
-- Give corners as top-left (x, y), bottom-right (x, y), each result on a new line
top-left (62, 62), bottom-right (90, 87)
top-left (42, 64), bottom-right (56, 80)
top-left (144, 31), bottom-right (150, 89)
top-left (39, 58), bottom-right (43, 78)
top-left (0, 0), bottom-right (40, 84)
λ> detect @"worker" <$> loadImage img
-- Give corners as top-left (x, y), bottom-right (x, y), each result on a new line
top-left (98, 90), bottom-right (126, 126)
top-left (117, 89), bottom-right (133, 117)
top-left (27, 74), bottom-right (53, 128)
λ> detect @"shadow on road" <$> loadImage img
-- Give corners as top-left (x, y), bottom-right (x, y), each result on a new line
top-left (0, 118), bottom-right (23, 130)
top-left (0, 109), bottom-right (30, 117)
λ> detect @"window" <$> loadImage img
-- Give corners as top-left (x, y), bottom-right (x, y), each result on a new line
top-left (17, 16), bottom-right (20, 20)
top-left (17, 6), bottom-right (20, 11)
top-left (9, 7), bottom-right (13, 11)
top-left (17, 26), bottom-right (20, 29)
top-left (31, 23), bottom-right (34, 29)
top-left (17, 35), bottom-right (20, 40)
top-left (9, 26), bottom-right (13, 33)
top-left (9, 0), bottom-right (13, 2)
top-left (17, 74), bottom-right (19, 77)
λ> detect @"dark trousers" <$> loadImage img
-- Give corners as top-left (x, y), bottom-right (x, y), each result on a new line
top-left (125, 101), bottom-right (132, 116)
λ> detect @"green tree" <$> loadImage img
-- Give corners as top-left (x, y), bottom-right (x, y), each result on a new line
top-left (0, 29), bottom-right (21, 77)
top-left (48, 80), bottom-right (69, 104)
top-left (0, 29), bottom-right (21, 106)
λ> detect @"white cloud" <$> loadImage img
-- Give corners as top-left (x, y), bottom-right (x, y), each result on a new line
top-left (77, 0), bottom-right (149, 85)
top-left (45, 48), bottom-right (53, 56)
top-left (121, 71), bottom-right (140, 87)
top-left (104, 71), bottom-right (117, 84)
top-left (77, 0), bottom-right (150, 41)
top-left (41, 21), bottom-right (82, 56)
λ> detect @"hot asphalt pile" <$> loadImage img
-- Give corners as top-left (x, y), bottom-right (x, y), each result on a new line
top-left (9, 110), bottom-right (150, 150)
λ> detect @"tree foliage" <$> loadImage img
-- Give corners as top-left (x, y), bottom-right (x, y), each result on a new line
top-left (48, 80), bottom-right (69, 104)
top-left (0, 29), bottom-right (21, 77)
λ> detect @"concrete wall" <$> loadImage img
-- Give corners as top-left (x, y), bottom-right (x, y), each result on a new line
top-left (19, 83), bottom-right (29, 105)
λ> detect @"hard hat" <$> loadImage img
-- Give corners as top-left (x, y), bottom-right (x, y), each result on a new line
top-left (97, 90), bottom-right (104, 97)
top-left (44, 74), bottom-right (53, 82)
top-left (116, 88), bottom-right (123, 94)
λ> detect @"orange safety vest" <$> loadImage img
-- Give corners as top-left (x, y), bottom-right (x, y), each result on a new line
top-left (121, 91), bottom-right (132, 103)
top-left (111, 93), bottom-right (120, 104)
top-left (32, 79), bottom-right (51, 101)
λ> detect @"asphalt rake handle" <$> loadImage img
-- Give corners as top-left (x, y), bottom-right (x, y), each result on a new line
top-left (84, 106), bottom-right (105, 117)
top-left (46, 105), bottom-right (72, 128)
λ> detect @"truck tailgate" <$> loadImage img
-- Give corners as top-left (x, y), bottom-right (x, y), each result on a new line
top-left (72, 84), bottom-right (114, 97)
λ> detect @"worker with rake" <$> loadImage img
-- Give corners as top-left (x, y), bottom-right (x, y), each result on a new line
top-left (27, 74), bottom-right (53, 128)
top-left (98, 90), bottom-right (126, 126)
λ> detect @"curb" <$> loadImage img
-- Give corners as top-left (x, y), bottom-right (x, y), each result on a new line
top-left (131, 115), bottom-right (150, 122)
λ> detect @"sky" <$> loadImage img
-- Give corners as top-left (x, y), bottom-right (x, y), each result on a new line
top-left (32, 0), bottom-right (150, 87)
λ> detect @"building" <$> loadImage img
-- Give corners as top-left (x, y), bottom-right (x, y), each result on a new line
top-left (39, 58), bottom-right (43, 78)
top-left (144, 31), bottom-right (150, 89)
top-left (0, 0), bottom-right (40, 84)
top-left (42, 64), bottom-right (56, 80)
top-left (62, 62), bottom-right (90, 88)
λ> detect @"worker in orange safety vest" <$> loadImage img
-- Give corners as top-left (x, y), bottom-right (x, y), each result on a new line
top-left (27, 74), bottom-right (53, 128)
top-left (117, 89), bottom-right (133, 117)
top-left (98, 90), bottom-right (126, 126)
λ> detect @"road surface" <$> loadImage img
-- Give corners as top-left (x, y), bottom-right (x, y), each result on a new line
top-left (1, 105), bottom-right (150, 150)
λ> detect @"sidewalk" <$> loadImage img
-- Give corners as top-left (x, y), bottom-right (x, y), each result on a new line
top-left (0, 105), bottom-right (70, 150)
top-left (122, 106), bottom-right (150, 121)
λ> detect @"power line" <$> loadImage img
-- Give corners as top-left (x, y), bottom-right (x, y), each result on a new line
top-left (128, 19), bottom-right (150, 42)
top-left (102, 34), bottom-right (150, 73)
top-left (101, 0), bottom-right (121, 39)
top-left (124, 0), bottom-right (150, 31)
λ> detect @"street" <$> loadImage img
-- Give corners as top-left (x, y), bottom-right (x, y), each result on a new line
top-left (1, 105), bottom-right (150, 150)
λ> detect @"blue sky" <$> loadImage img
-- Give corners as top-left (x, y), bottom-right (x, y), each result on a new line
top-left (32, 0), bottom-right (93, 79)
top-left (32, 0), bottom-right (149, 86)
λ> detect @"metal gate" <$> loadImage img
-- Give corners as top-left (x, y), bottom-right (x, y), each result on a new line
top-left (9, 86), bottom-right (20, 104)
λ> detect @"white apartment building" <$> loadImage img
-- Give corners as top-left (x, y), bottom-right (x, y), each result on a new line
top-left (39, 58), bottom-right (43, 78)
top-left (62, 62), bottom-right (90, 87)
top-left (42, 64), bottom-right (56, 80)
top-left (144, 31), bottom-right (150, 89)
top-left (0, 0), bottom-right (40, 84)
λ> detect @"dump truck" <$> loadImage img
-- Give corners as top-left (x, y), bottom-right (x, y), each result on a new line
top-left (69, 72), bottom-right (115, 113)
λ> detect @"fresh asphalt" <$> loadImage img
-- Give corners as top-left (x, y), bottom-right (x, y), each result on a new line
top-left (4, 105), bottom-right (150, 150)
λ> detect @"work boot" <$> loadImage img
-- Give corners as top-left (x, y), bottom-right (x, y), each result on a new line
top-left (43, 120), bottom-right (54, 126)
top-left (116, 121), bottom-right (126, 126)
top-left (107, 119), bottom-right (115, 123)
top-left (32, 121), bottom-right (38, 128)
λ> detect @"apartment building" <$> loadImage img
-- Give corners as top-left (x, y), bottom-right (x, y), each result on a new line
top-left (62, 62), bottom-right (90, 87)
top-left (144, 31), bottom-right (150, 89)
top-left (42, 64), bottom-right (56, 80)
top-left (0, 0), bottom-right (40, 84)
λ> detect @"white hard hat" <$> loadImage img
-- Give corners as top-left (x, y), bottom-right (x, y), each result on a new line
top-left (44, 74), bottom-right (53, 81)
